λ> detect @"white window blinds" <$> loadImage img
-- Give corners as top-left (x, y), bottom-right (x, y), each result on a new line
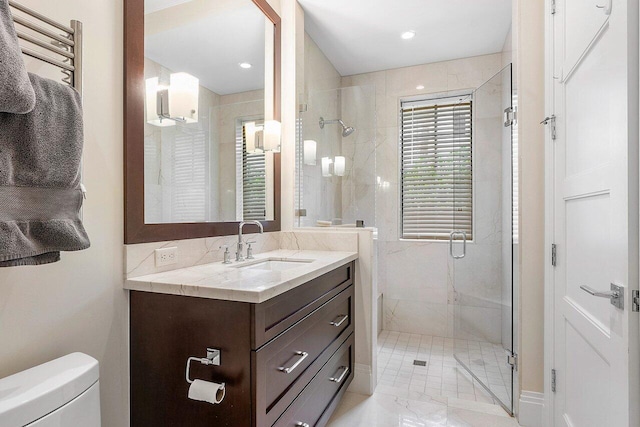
top-left (401, 97), bottom-right (473, 240)
top-left (171, 131), bottom-right (208, 222)
top-left (240, 121), bottom-right (266, 221)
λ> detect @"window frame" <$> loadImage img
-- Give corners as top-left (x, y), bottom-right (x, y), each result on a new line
top-left (398, 91), bottom-right (475, 242)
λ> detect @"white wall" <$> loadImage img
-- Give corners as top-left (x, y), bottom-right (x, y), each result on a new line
top-left (0, 1), bottom-right (128, 426)
top-left (341, 54), bottom-right (505, 341)
top-left (516, 0), bottom-right (545, 395)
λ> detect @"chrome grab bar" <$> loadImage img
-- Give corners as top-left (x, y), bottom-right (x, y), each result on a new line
top-left (329, 366), bottom-right (350, 383)
top-left (449, 230), bottom-right (467, 259)
top-left (278, 351), bottom-right (309, 374)
top-left (330, 314), bottom-right (349, 327)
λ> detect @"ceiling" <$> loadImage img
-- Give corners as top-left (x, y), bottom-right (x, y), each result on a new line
top-left (298, 0), bottom-right (512, 76)
top-left (144, 0), bottom-right (266, 95)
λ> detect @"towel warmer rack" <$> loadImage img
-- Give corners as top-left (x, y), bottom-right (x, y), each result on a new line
top-left (8, 1), bottom-right (83, 95)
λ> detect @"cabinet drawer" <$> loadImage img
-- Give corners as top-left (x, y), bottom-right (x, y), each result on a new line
top-left (252, 262), bottom-right (353, 349)
top-left (273, 333), bottom-right (354, 427)
top-left (254, 285), bottom-right (354, 426)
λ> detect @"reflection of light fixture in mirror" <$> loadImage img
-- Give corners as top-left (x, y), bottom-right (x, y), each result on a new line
top-left (145, 72), bottom-right (199, 127)
top-left (334, 156), bottom-right (345, 176)
top-left (263, 120), bottom-right (281, 152)
top-left (303, 140), bottom-right (317, 165)
top-left (245, 121), bottom-right (264, 153)
top-left (145, 77), bottom-right (174, 127)
top-left (321, 157), bottom-right (333, 177)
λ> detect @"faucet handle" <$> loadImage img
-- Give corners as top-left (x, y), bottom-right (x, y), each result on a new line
top-left (219, 245), bottom-right (232, 264)
top-left (245, 240), bottom-right (257, 259)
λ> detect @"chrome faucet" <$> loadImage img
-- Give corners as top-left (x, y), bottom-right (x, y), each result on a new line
top-left (237, 220), bottom-right (263, 261)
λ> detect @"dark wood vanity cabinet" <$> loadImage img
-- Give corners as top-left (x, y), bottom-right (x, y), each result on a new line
top-left (130, 261), bottom-right (355, 427)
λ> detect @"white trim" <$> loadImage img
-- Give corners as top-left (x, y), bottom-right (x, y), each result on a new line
top-left (346, 362), bottom-right (374, 395)
top-left (518, 391), bottom-right (544, 427)
top-left (543, 0), bottom-right (555, 424)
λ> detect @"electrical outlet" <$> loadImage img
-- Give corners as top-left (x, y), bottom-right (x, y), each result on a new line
top-left (155, 247), bottom-right (178, 267)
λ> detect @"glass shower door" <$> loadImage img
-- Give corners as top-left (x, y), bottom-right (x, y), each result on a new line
top-left (452, 64), bottom-right (514, 414)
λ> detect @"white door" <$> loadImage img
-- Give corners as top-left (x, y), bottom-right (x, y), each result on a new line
top-left (550, 0), bottom-right (638, 426)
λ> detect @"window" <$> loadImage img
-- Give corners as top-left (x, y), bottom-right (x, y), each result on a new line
top-left (400, 96), bottom-right (473, 240)
top-left (236, 119), bottom-right (266, 221)
top-left (171, 131), bottom-right (208, 222)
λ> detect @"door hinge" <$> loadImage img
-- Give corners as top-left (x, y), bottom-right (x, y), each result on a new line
top-left (504, 107), bottom-right (516, 127)
top-left (541, 115), bottom-right (557, 140)
top-left (632, 290), bottom-right (639, 312)
top-left (551, 0), bottom-right (556, 14)
top-left (551, 243), bottom-right (557, 266)
top-left (506, 351), bottom-right (518, 371)
top-left (551, 369), bottom-right (557, 392)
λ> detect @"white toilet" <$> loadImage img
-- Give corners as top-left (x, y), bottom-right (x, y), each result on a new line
top-left (0, 353), bottom-right (101, 426)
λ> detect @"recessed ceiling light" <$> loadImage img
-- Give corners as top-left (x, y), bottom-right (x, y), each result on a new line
top-left (416, 85), bottom-right (425, 90)
top-left (239, 62), bottom-right (252, 69)
top-left (401, 31), bottom-right (416, 40)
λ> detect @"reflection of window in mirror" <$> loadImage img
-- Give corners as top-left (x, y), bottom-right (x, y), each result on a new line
top-left (236, 118), bottom-right (267, 221)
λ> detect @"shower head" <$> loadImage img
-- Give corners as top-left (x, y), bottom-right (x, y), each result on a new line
top-left (342, 126), bottom-right (355, 137)
top-left (319, 117), bottom-right (356, 137)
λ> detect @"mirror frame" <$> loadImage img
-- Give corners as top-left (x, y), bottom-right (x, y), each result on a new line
top-left (124, 0), bottom-right (282, 244)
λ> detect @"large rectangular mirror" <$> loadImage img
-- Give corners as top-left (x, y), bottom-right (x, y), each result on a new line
top-left (125, 0), bottom-right (281, 243)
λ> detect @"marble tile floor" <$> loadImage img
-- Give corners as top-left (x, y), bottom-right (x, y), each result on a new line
top-left (376, 331), bottom-right (512, 406)
top-left (326, 384), bottom-right (520, 427)
top-left (325, 331), bottom-right (520, 427)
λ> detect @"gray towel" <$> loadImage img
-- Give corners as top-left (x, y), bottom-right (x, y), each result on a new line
top-left (0, 73), bottom-right (90, 266)
top-left (0, 0), bottom-right (36, 114)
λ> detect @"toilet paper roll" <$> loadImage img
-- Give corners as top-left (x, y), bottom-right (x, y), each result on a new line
top-left (188, 379), bottom-right (225, 404)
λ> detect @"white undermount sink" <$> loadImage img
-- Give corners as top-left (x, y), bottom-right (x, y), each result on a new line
top-left (234, 258), bottom-right (314, 272)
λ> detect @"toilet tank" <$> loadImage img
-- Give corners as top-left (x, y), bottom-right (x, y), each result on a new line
top-left (0, 353), bottom-right (100, 427)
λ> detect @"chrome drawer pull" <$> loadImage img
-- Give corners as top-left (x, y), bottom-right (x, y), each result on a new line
top-left (295, 423), bottom-right (310, 427)
top-left (329, 366), bottom-right (349, 383)
top-left (278, 351), bottom-right (309, 374)
top-left (330, 314), bottom-right (349, 327)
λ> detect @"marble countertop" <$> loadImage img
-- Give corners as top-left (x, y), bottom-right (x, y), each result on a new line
top-left (124, 249), bottom-right (358, 303)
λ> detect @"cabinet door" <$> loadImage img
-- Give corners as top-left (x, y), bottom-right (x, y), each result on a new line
top-left (130, 291), bottom-right (252, 427)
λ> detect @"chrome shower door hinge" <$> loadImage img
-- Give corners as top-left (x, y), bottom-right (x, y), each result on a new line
top-left (506, 351), bottom-right (518, 371)
top-left (551, 243), bottom-right (557, 266)
top-left (551, 369), bottom-right (557, 392)
top-left (504, 107), bottom-right (516, 127)
top-left (632, 290), bottom-right (639, 312)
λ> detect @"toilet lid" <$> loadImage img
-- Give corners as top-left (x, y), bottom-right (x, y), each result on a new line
top-left (0, 353), bottom-right (99, 427)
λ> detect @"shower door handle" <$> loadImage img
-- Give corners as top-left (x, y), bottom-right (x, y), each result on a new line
top-left (449, 230), bottom-right (467, 259)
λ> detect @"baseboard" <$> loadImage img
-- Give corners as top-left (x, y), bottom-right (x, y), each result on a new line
top-left (518, 391), bottom-right (544, 427)
top-left (347, 363), bottom-right (374, 395)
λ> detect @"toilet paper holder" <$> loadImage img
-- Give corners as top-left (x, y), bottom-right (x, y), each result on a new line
top-left (186, 348), bottom-right (221, 384)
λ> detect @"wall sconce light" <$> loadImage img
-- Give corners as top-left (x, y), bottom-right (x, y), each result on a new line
top-left (334, 156), bottom-right (345, 176)
top-left (263, 120), bottom-right (281, 152)
top-left (303, 140), bottom-right (317, 165)
top-left (146, 72), bottom-right (199, 127)
top-left (321, 157), bottom-right (333, 177)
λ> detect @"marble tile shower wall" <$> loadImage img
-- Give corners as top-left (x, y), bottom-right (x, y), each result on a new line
top-left (342, 53), bottom-right (507, 342)
top-left (299, 33), bottom-right (342, 227)
top-left (339, 85), bottom-right (377, 227)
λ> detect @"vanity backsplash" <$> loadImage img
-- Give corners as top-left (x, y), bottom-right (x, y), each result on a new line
top-left (125, 231), bottom-right (359, 279)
